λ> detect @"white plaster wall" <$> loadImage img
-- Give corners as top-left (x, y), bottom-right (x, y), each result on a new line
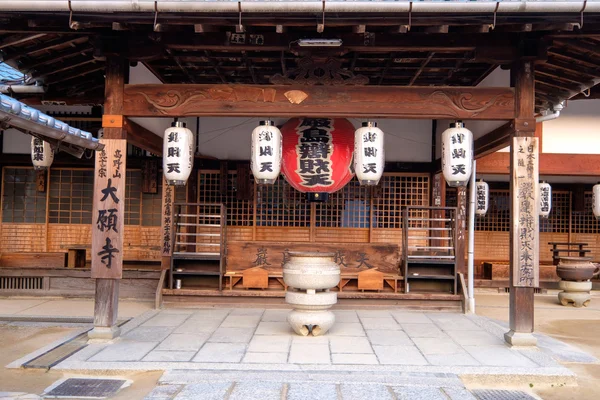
top-left (542, 99), bottom-right (600, 154)
top-left (2, 128), bottom-right (31, 154)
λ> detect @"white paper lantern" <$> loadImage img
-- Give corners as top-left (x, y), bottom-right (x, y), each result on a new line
top-left (251, 120), bottom-right (282, 184)
top-left (593, 184), bottom-right (600, 219)
top-left (441, 121), bottom-right (473, 187)
top-left (354, 121), bottom-right (384, 186)
top-left (539, 181), bottom-right (551, 218)
top-left (475, 179), bottom-right (489, 216)
top-left (31, 136), bottom-right (54, 170)
top-left (163, 121), bottom-right (194, 186)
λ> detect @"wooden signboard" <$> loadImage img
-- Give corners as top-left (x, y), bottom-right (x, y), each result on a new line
top-left (141, 159), bottom-right (158, 194)
top-left (161, 176), bottom-right (175, 257)
top-left (511, 136), bottom-right (539, 287)
top-left (227, 241), bottom-right (400, 274)
top-left (91, 139), bottom-right (126, 279)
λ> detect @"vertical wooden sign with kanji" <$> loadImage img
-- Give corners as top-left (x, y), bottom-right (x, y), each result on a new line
top-left (511, 136), bottom-right (539, 287)
top-left (161, 175), bottom-right (174, 257)
top-left (91, 139), bottom-right (126, 279)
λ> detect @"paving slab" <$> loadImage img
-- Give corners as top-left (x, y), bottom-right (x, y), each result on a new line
top-left (287, 382), bottom-right (338, 400)
top-left (441, 387), bottom-right (478, 400)
top-left (372, 345), bottom-right (428, 365)
top-left (428, 314), bottom-right (482, 331)
top-left (329, 336), bottom-right (374, 354)
top-left (445, 330), bottom-right (504, 346)
top-left (358, 317), bottom-right (401, 330)
top-left (332, 353), bottom-right (379, 365)
top-left (220, 315), bottom-right (262, 328)
top-left (261, 309), bottom-right (290, 322)
top-left (392, 386), bottom-right (447, 400)
top-left (187, 309), bottom-right (231, 321)
top-left (340, 383), bottom-right (393, 400)
top-left (333, 310), bottom-right (360, 323)
top-left (356, 310), bottom-right (392, 318)
top-left (142, 313), bottom-right (190, 327)
top-left (424, 353), bottom-right (480, 366)
top-left (229, 381), bottom-right (282, 400)
top-left (88, 341), bottom-right (158, 362)
top-left (156, 333), bottom-right (210, 351)
top-left (255, 322), bottom-right (294, 335)
top-left (248, 335), bottom-right (291, 353)
top-left (463, 345), bottom-right (538, 367)
top-left (327, 322), bottom-right (366, 336)
top-left (288, 343), bottom-right (330, 364)
top-left (242, 352), bottom-right (289, 364)
top-left (174, 319), bottom-right (222, 334)
top-left (366, 329), bottom-right (413, 346)
top-left (122, 326), bottom-right (175, 342)
top-left (193, 343), bottom-right (246, 363)
top-left (390, 311), bottom-right (432, 324)
top-left (173, 382), bottom-right (231, 400)
top-left (229, 308), bottom-right (265, 316)
top-left (401, 323), bottom-right (446, 338)
top-left (208, 327), bottom-right (254, 343)
top-left (143, 384), bottom-right (184, 399)
top-left (143, 351), bottom-right (196, 362)
top-left (412, 337), bottom-right (465, 356)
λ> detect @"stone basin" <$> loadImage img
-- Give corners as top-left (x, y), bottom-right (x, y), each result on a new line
top-left (283, 251), bottom-right (341, 290)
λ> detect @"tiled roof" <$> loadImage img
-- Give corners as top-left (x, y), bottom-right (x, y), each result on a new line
top-left (0, 63), bottom-right (24, 83)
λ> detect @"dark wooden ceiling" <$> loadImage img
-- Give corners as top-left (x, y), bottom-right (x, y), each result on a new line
top-left (2, 11), bottom-right (600, 112)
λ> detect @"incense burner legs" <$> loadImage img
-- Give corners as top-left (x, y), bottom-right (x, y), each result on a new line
top-left (283, 252), bottom-right (340, 336)
top-left (558, 280), bottom-right (592, 308)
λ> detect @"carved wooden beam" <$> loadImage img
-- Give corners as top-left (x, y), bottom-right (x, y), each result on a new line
top-left (122, 84), bottom-right (515, 120)
top-left (478, 152), bottom-right (600, 176)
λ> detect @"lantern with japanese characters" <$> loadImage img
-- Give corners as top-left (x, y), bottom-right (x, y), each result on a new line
top-left (163, 121), bottom-right (194, 186)
top-left (281, 118), bottom-right (354, 201)
top-left (441, 121), bottom-right (473, 187)
top-left (539, 181), bottom-right (552, 218)
top-left (31, 137), bottom-right (54, 170)
top-left (593, 183), bottom-right (600, 219)
top-left (475, 179), bottom-right (489, 216)
top-left (354, 121), bottom-right (384, 186)
top-left (251, 120), bottom-right (282, 184)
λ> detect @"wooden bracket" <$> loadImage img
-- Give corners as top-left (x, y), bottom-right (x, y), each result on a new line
top-left (513, 118), bottom-right (536, 136)
top-left (102, 114), bottom-right (124, 128)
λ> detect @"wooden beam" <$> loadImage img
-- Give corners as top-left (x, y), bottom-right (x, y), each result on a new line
top-left (1, 36), bottom-right (87, 64)
top-left (478, 152), bottom-right (600, 176)
top-left (474, 122), bottom-right (512, 159)
top-left (123, 84), bottom-right (515, 120)
top-left (0, 33), bottom-right (46, 50)
top-left (123, 118), bottom-right (163, 155)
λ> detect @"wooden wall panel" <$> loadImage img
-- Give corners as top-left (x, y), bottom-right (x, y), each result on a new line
top-left (371, 229), bottom-right (402, 246)
top-left (315, 228), bottom-right (369, 243)
top-left (227, 227), bottom-right (253, 241)
top-left (0, 224), bottom-right (46, 253)
top-left (255, 227), bottom-right (310, 242)
top-left (47, 225), bottom-right (92, 260)
top-left (570, 233), bottom-right (600, 261)
top-left (121, 226), bottom-right (161, 261)
top-left (473, 231), bottom-right (510, 261)
top-left (540, 232), bottom-right (569, 264)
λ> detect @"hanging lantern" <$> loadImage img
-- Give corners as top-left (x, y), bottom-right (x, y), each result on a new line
top-left (593, 183), bottom-right (600, 219)
top-left (354, 121), bottom-right (384, 186)
top-left (441, 121), bottom-right (473, 187)
top-left (475, 179), bottom-right (489, 216)
top-left (31, 136), bottom-right (54, 170)
top-left (163, 121), bottom-right (194, 186)
top-left (539, 181), bottom-right (551, 218)
top-left (250, 120), bottom-right (282, 184)
top-left (281, 118), bottom-right (354, 201)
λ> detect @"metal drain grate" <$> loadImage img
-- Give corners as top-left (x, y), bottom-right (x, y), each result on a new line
top-left (472, 389), bottom-right (538, 400)
top-left (45, 378), bottom-right (126, 399)
top-left (0, 276), bottom-right (43, 290)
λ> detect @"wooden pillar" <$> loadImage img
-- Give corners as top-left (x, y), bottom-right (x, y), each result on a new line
top-left (505, 59), bottom-right (539, 347)
top-left (89, 56), bottom-right (127, 340)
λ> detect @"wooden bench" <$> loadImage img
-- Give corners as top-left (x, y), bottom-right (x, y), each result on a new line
top-left (0, 252), bottom-right (66, 269)
top-left (339, 269), bottom-right (403, 293)
top-left (548, 242), bottom-right (591, 265)
top-left (225, 269), bottom-right (286, 290)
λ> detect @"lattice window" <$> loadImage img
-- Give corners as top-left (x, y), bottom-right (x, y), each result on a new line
top-left (256, 175), bottom-right (310, 227)
top-left (125, 170), bottom-right (142, 225)
top-left (2, 167), bottom-right (47, 223)
top-left (540, 191), bottom-right (570, 233)
top-left (475, 190), bottom-right (510, 232)
top-left (372, 174), bottom-right (429, 229)
top-left (316, 178), bottom-right (371, 228)
top-left (198, 170), bottom-right (254, 226)
top-left (572, 192), bottom-right (600, 234)
top-left (48, 169), bottom-right (93, 224)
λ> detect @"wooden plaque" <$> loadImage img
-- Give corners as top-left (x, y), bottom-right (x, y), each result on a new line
top-left (511, 136), bottom-right (539, 287)
top-left (91, 139), bottom-right (126, 279)
top-left (161, 175), bottom-right (175, 257)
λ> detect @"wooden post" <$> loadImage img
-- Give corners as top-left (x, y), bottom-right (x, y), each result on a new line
top-left (455, 186), bottom-right (467, 275)
top-left (89, 56), bottom-right (127, 340)
top-left (505, 59), bottom-right (538, 347)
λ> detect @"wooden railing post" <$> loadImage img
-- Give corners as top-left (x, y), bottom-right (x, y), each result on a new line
top-left (505, 59), bottom-right (539, 347)
top-left (89, 56), bottom-right (127, 340)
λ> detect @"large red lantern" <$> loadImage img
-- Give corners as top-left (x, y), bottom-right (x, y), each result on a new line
top-left (281, 118), bottom-right (354, 200)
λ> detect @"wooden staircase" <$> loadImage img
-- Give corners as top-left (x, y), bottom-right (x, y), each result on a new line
top-left (403, 206), bottom-right (458, 294)
top-left (169, 203), bottom-right (226, 291)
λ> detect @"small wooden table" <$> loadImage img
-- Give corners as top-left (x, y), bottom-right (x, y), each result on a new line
top-left (548, 242), bottom-right (591, 266)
